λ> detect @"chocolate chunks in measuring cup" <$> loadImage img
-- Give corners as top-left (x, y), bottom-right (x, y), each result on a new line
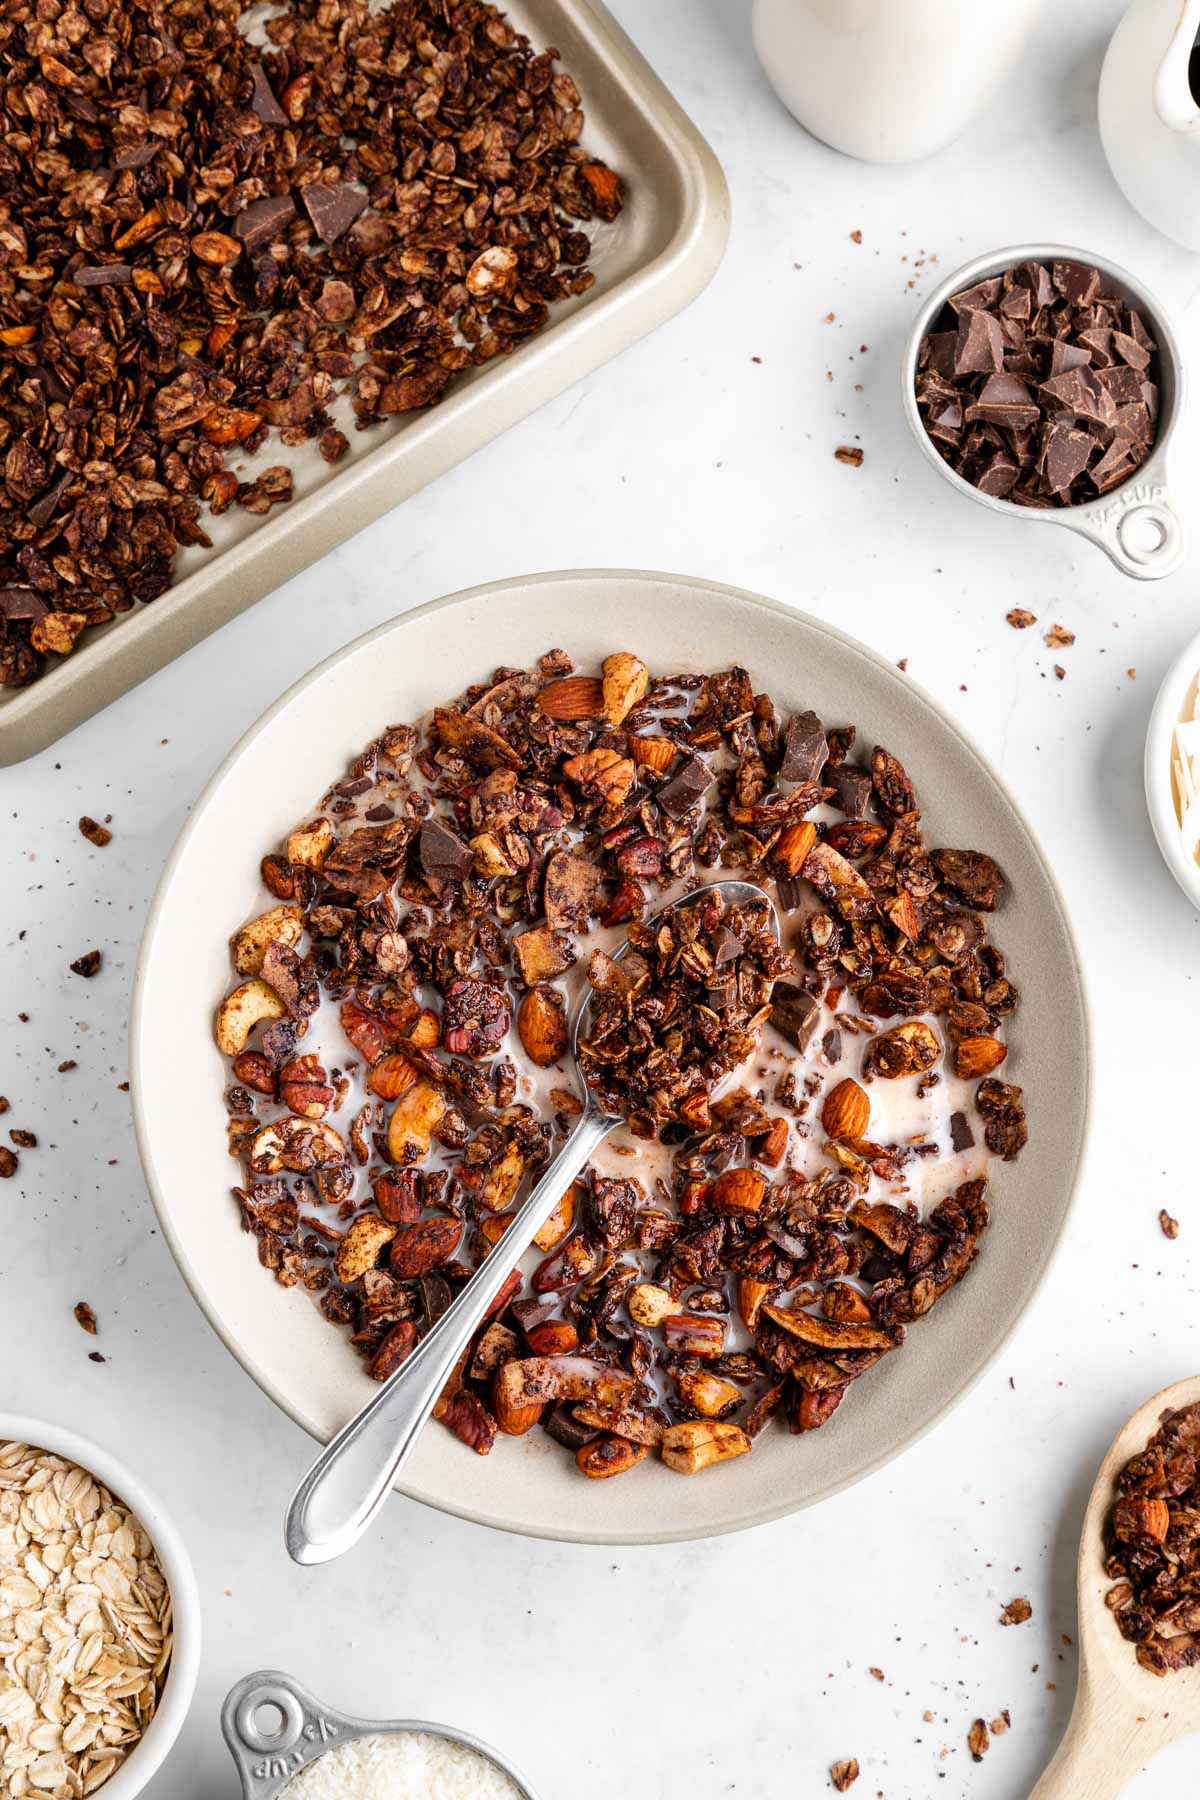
top-left (915, 257), bottom-right (1160, 508)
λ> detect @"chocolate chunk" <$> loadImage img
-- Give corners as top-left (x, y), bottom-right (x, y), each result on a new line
top-left (1095, 364), bottom-right (1142, 405)
top-left (822, 1028), bottom-right (842, 1063)
top-left (112, 142), bottom-right (159, 169)
top-left (953, 310), bottom-right (1004, 376)
top-left (657, 756), bottom-right (716, 820)
top-left (950, 1111), bottom-right (975, 1153)
top-left (1015, 261), bottom-right (1055, 307)
top-left (1112, 329), bottom-right (1151, 372)
top-left (779, 710), bottom-right (828, 783)
top-left (544, 1403), bottom-right (598, 1451)
top-left (1040, 422), bottom-right (1093, 494)
top-left (27, 473), bottom-right (72, 530)
top-left (73, 263), bottom-right (133, 287)
top-left (511, 1295), bottom-right (556, 1334)
top-left (824, 762), bottom-right (872, 819)
top-left (419, 1272), bottom-right (452, 1328)
top-left (300, 181), bottom-right (368, 243)
top-left (713, 924), bottom-right (742, 965)
top-left (770, 982), bottom-right (820, 1051)
top-left (70, 949), bottom-right (101, 978)
top-left (1052, 260), bottom-right (1100, 306)
top-left (976, 450), bottom-right (1020, 497)
top-left (419, 816), bottom-right (473, 881)
top-left (776, 876), bottom-right (805, 912)
top-left (948, 277), bottom-right (1003, 314)
top-left (249, 61), bottom-right (289, 125)
top-left (1049, 340), bottom-right (1091, 379)
top-left (923, 331), bottom-right (958, 379)
top-left (965, 372), bottom-right (1039, 428)
top-left (235, 194), bottom-right (296, 251)
top-left (0, 587), bottom-right (49, 620)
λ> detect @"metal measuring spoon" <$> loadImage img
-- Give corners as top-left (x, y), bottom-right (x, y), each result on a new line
top-left (285, 879), bottom-right (780, 1565)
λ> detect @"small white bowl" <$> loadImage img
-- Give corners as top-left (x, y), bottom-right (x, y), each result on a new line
top-left (0, 1413), bottom-right (201, 1800)
top-left (1145, 625), bottom-right (1200, 910)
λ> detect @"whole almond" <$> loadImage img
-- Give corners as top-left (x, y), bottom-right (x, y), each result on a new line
top-left (601, 651), bottom-right (649, 726)
top-left (537, 675), bottom-right (604, 720)
top-left (772, 820), bottom-right (818, 876)
top-left (517, 985), bottom-right (568, 1067)
top-left (711, 1167), bottom-right (766, 1213)
top-left (368, 1051), bottom-right (420, 1101)
top-left (822, 1077), bottom-right (870, 1140)
top-left (630, 735), bottom-right (676, 773)
top-left (389, 1214), bottom-right (462, 1278)
top-left (955, 1035), bottom-right (1008, 1079)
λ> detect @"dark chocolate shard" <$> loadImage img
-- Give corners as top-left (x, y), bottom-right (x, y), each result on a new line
top-left (249, 61), bottom-right (289, 125)
top-left (1015, 261), bottom-right (1055, 308)
top-left (235, 194), bottom-right (296, 252)
top-left (976, 450), bottom-right (1020, 498)
top-left (965, 372), bottom-right (1039, 429)
top-left (779, 710), bottom-right (828, 783)
top-left (1040, 422), bottom-right (1093, 494)
top-left (954, 310), bottom-right (1004, 377)
top-left (419, 816), bottom-right (473, 881)
top-left (300, 181), bottom-right (368, 244)
top-left (73, 263), bottom-right (133, 288)
top-left (948, 277), bottom-right (1003, 315)
top-left (27, 473), bottom-right (72, 530)
top-left (0, 587), bottom-right (49, 620)
top-left (950, 1111), bottom-right (975, 1153)
top-left (770, 982), bottom-right (821, 1052)
top-left (824, 762), bottom-right (872, 819)
top-left (1049, 340), bottom-right (1092, 379)
top-left (657, 756), bottom-right (716, 821)
top-left (1111, 329), bottom-right (1151, 372)
top-left (112, 142), bottom-right (159, 170)
top-left (1052, 260), bottom-right (1100, 306)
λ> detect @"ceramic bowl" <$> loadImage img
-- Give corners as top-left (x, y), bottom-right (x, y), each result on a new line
top-left (222, 1670), bottom-right (540, 1799)
top-left (0, 1412), bottom-right (201, 1799)
top-left (1145, 622), bottom-right (1200, 910)
top-left (132, 570), bottom-right (1090, 1544)
top-left (902, 242), bottom-right (1186, 581)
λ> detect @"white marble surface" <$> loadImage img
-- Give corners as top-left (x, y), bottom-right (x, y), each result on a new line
top-left (4, 1), bottom-right (1200, 1794)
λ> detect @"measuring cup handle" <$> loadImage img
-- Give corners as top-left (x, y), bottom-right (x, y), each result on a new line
top-left (1065, 480), bottom-right (1185, 581)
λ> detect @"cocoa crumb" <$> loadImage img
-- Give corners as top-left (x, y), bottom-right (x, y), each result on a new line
top-left (1044, 624), bottom-right (1075, 649)
top-left (850, 230), bottom-right (863, 244)
top-left (0, 1098), bottom-right (7, 1114)
top-left (57, 1061), bottom-right (76, 1073)
top-left (1000, 1596), bottom-right (1032, 1626)
top-left (73, 1302), bottom-right (98, 1336)
top-left (1053, 665), bottom-right (1066, 681)
top-left (0, 1148), bottom-right (16, 1178)
top-left (868, 1667), bottom-right (884, 1681)
top-left (1006, 609), bottom-right (1037, 630)
top-left (897, 658), bottom-right (909, 671)
top-left (1160, 1209), bottom-right (1180, 1240)
top-left (78, 817), bottom-right (112, 847)
top-left (990, 1711), bottom-right (1011, 1736)
top-left (9, 1130), bottom-right (35, 1149)
top-left (968, 1719), bottom-right (989, 1762)
top-left (831, 1760), bottom-right (860, 1791)
top-left (88, 1352), bottom-right (106, 1364)
top-left (835, 445), bottom-right (864, 467)
top-left (69, 951), bottom-right (101, 978)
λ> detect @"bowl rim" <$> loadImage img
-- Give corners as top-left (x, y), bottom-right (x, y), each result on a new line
top-left (131, 567), bottom-right (1094, 1544)
top-left (1144, 622), bottom-right (1200, 911)
top-left (0, 1411), bottom-right (201, 1799)
top-left (899, 240), bottom-right (1183, 529)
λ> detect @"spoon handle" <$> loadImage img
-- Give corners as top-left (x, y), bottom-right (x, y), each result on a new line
top-left (1029, 1671), bottom-right (1174, 1799)
top-left (285, 1107), bottom-right (612, 1565)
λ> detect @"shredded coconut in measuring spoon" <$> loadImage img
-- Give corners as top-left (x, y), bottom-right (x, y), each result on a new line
top-left (279, 1731), bottom-right (526, 1800)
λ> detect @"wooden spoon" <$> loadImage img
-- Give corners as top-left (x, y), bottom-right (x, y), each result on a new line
top-left (1031, 1376), bottom-right (1200, 1797)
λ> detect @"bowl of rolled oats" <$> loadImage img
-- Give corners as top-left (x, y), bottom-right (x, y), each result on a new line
top-left (0, 1416), bottom-right (200, 1800)
top-left (132, 569), bottom-right (1090, 1543)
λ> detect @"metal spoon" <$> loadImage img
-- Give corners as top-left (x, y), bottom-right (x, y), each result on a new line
top-left (1030, 1376), bottom-right (1200, 1797)
top-left (285, 879), bottom-right (779, 1565)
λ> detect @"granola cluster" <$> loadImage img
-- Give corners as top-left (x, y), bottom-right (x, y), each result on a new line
top-left (0, 0), bottom-right (622, 686)
top-left (214, 648), bottom-right (1027, 1478)
top-left (1105, 1402), bottom-right (1200, 1675)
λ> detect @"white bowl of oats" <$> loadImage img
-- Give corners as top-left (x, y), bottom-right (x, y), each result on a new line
top-left (0, 1416), bottom-right (200, 1800)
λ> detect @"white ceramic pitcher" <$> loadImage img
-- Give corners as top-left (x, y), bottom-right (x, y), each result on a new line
top-left (751, 0), bottom-right (1044, 164)
top-left (1100, 0), bottom-right (1200, 251)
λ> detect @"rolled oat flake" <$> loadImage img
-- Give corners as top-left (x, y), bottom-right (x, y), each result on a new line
top-left (279, 1732), bottom-right (525, 1798)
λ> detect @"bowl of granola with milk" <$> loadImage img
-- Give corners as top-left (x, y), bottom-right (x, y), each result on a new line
top-left (0, 1415), bottom-right (200, 1799)
top-left (133, 570), bottom-right (1090, 1543)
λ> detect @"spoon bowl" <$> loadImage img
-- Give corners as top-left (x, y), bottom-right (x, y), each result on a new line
top-left (285, 878), bottom-right (780, 1565)
top-left (1031, 1376), bottom-right (1200, 1797)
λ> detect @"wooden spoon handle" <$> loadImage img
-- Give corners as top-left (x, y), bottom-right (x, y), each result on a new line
top-left (1030, 1679), bottom-right (1172, 1799)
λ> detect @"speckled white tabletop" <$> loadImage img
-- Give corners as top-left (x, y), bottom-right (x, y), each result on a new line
top-left (4, 1), bottom-right (1200, 1794)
